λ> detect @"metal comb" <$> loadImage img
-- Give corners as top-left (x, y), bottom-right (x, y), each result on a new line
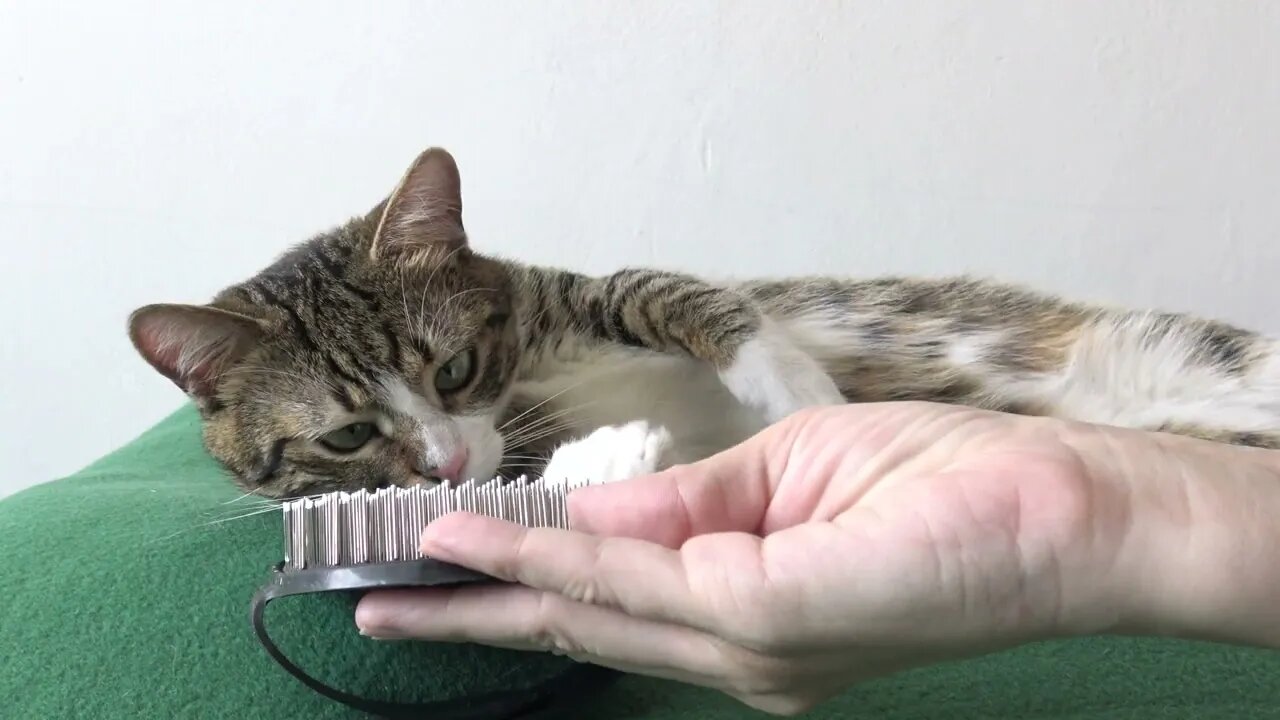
top-left (251, 475), bottom-right (617, 720)
top-left (279, 476), bottom-right (586, 572)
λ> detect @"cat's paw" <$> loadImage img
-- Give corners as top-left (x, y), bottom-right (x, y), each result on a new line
top-left (721, 328), bottom-right (846, 422)
top-left (540, 420), bottom-right (673, 486)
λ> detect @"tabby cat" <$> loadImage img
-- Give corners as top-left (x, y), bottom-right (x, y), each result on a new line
top-left (127, 147), bottom-right (1280, 499)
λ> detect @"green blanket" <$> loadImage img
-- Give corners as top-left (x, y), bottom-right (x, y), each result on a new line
top-left (4, 404), bottom-right (1280, 718)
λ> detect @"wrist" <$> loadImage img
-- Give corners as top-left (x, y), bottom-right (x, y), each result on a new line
top-left (1066, 424), bottom-right (1280, 647)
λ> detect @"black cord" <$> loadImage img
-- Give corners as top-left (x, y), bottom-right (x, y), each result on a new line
top-left (250, 560), bottom-right (621, 719)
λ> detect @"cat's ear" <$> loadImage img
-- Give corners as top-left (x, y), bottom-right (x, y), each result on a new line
top-left (128, 304), bottom-right (263, 399)
top-left (369, 147), bottom-right (468, 267)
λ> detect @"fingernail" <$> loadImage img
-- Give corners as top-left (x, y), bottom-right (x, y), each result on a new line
top-left (419, 523), bottom-right (462, 556)
top-left (419, 529), bottom-right (446, 555)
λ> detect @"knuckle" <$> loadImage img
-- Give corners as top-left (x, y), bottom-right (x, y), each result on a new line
top-left (721, 649), bottom-right (796, 698)
top-left (561, 538), bottom-right (613, 606)
top-left (526, 593), bottom-right (586, 657)
top-left (495, 526), bottom-right (535, 582)
top-left (559, 576), bottom-right (602, 606)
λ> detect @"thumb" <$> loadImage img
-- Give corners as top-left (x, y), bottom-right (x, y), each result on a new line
top-left (566, 424), bottom-right (780, 548)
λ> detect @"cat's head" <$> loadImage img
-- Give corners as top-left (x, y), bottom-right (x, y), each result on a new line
top-left (128, 148), bottom-right (525, 498)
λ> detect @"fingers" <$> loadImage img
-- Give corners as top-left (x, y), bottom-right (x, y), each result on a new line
top-left (355, 584), bottom-right (737, 688)
top-left (418, 512), bottom-right (765, 638)
top-left (355, 583), bottom-right (890, 716)
top-left (565, 426), bottom-right (778, 547)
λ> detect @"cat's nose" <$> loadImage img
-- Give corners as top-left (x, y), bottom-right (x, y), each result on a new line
top-left (433, 448), bottom-right (469, 484)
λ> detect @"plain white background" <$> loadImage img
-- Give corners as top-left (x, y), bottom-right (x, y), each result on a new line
top-left (3, 2), bottom-right (1279, 497)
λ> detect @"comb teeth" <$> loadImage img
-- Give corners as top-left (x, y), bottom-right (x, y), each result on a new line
top-left (280, 476), bottom-right (585, 571)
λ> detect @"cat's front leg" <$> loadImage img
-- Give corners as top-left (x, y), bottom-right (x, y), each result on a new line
top-left (574, 269), bottom-right (846, 422)
top-left (540, 420), bottom-right (673, 486)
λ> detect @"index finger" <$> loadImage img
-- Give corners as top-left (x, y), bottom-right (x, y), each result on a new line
top-left (419, 511), bottom-right (768, 637)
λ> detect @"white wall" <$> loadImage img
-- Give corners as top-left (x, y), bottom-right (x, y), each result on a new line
top-left (3, 2), bottom-right (1279, 497)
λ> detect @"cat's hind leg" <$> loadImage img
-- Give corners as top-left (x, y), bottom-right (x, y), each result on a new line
top-left (1005, 312), bottom-right (1280, 450)
top-left (1160, 339), bottom-right (1280, 449)
top-left (718, 315), bottom-right (846, 421)
top-left (1149, 424), bottom-right (1280, 450)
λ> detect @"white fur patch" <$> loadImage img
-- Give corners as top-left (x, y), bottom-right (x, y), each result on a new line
top-left (541, 420), bottom-right (672, 486)
top-left (719, 319), bottom-right (845, 422)
top-left (997, 314), bottom-right (1280, 432)
top-left (946, 332), bottom-right (1003, 367)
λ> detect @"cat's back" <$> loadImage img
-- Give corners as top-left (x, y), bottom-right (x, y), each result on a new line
top-left (730, 273), bottom-right (1280, 440)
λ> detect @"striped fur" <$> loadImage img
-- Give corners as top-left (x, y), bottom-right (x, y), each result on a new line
top-left (128, 147), bottom-right (1280, 499)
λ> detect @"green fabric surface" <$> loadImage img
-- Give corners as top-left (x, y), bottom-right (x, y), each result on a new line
top-left (3, 404), bottom-right (1280, 718)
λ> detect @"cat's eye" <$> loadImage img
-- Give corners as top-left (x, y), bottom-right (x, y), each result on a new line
top-left (434, 348), bottom-right (476, 393)
top-left (318, 422), bottom-right (377, 453)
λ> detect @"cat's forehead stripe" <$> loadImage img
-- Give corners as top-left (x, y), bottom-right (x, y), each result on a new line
top-left (333, 384), bottom-right (361, 413)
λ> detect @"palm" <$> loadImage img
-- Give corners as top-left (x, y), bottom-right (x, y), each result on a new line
top-left (723, 403), bottom-right (1102, 651)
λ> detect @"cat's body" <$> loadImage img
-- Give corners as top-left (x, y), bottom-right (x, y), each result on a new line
top-left (128, 147), bottom-right (1280, 500)
top-left (505, 266), bottom-right (1280, 485)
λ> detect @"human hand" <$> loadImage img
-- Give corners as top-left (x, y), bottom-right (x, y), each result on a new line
top-left (355, 402), bottom-right (1280, 715)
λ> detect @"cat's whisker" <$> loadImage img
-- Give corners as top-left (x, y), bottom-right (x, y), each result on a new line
top-left (514, 422), bottom-right (586, 445)
top-left (220, 491), bottom-right (259, 505)
top-left (438, 287), bottom-right (497, 316)
top-left (422, 291), bottom-right (437, 340)
top-left (220, 505), bottom-right (283, 519)
top-left (498, 378), bottom-right (592, 431)
top-left (203, 500), bottom-right (279, 516)
top-left (217, 484), bottom-right (292, 505)
top-left (505, 399), bottom-right (597, 433)
top-left (500, 456), bottom-right (544, 466)
top-left (503, 421), bottom-right (587, 449)
top-left (503, 424), bottom-right (586, 450)
top-left (140, 528), bottom-right (201, 548)
top-left (426, 311), bottom-right (460, 354)
top-left (216, 488), bottom-right (327, 508)
top-left (139, 500), bottom-right (286, 549)
top-left (501, 457), bottom-right (546, 466)
top-left (212, 500), bottom-right (277, 512)
top-left (500, 404), bottom-right (595, 447)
